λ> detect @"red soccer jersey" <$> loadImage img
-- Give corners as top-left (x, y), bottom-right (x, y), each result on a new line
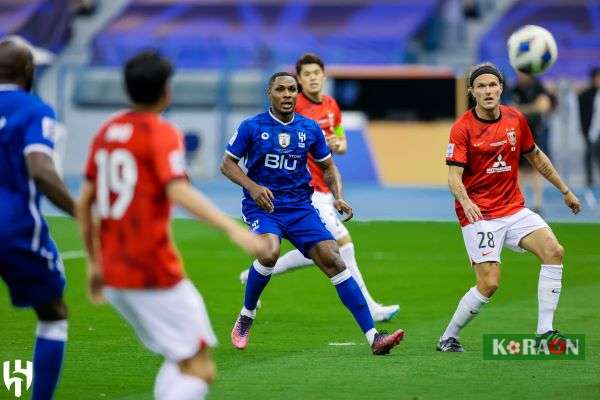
top-left (445, 105), bottom-right (536, 226)
top-left (84, 111), bottom-right (187, 289)
top-left (295, 92), bottom-right (342, 193)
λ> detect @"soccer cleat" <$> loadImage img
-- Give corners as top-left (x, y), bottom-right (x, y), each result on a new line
top-left (239, 269), bottom-right (249, 285)
top-left (535, 330), bottom-right (565, 351)
top-left (371, 329), bottom-right (405, 355)
top-left (436, 337), bottom-right (464, 352)
top-left (371, 304), bottom-right (400, 322)
top-left (231, 315), bottom-right (254, 350)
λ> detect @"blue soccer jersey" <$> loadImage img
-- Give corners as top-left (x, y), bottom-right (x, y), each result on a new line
top-left (226, 110), bottom-right (331, 207)
top-left (0, 85), bottom-right (64, 307)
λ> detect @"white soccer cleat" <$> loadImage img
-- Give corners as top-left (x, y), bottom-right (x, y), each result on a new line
top-left (371, 304), bottom-right (400, 322)
top-left (239, 269), bottom-right (249, 285)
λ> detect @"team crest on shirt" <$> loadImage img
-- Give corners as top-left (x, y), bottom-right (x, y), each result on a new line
top-left (506, 128), bottom-right (517, 146)
top-left (446, 143), bottom-right (455, 158)
top-left (278, 133), bottom-right (291, 148)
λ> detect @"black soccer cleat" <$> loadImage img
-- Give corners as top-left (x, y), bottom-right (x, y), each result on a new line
top-left (436, 337), bottom-right (464, 352)
top-left (535, 329), bottom-right (565, 352)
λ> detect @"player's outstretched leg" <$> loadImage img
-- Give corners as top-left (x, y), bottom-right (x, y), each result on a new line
top-left (519, 228), bottom-right (565, 338)
top-left (154, 349), bottom-right (215, 400)
top-left (32, 299), bottom-right (68, 400)
top-left (338, 240), bottom-right (400, 322)
top-left (309, 240), bottom-right (404, 355)
top-left (437, 262), bottom-right (495, 352)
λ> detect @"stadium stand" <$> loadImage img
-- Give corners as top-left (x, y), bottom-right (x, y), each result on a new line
top-left (479, 0), bottom-right (600, 80)
top-left (0, 0), bottom-right (72, 52)
top-left (92, 0), bottom-right (439, 68)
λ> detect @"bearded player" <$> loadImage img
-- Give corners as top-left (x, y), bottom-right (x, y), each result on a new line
top-left (437, 63), bottom-right (581, 352)
top-left (239, 53), bottom-right (399, 322)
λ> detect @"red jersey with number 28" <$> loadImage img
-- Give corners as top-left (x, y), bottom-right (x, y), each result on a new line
top-left (445, 105), bottom-right (536, 227)
top-left (295, 92), bottom-right (342, 193)
top-left (84, 111), bottom-right (187, 289)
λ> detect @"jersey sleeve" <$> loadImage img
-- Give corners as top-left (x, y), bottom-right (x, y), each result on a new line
top-left (445, 123), bottom-right (468, 167)
top-left (332, 99), bottom-right (345, 138)
top-left (151, 124), bottom-right (187, 187)
top-left (226, 120), bottom-right (252, 160)
top-left (310, 120), bottom-right (331, 162)
top-left (518, 112), bottom-right (536, 154)
top-left (23, 103), bottom-right (56, 157)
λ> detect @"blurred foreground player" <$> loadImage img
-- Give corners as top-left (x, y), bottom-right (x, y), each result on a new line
top-left (77, 51), bottom-right (262, 399)
top-left (0, 38), bottom-right (74, 400)
top-left (221, 72), bottom-right (404, 355)
top-left (438, 63), bottom-right (581, 352)
top-left (239, 53), bottom-right (399, 322)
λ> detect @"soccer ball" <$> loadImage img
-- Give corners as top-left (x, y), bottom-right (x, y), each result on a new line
top-left (507, 25), bottom-right (557, 75)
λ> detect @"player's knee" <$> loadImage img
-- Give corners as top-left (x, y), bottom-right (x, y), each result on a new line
top-left (35, 298), bottom-right (68, 321)
top-left (477, 276), bottom-right (500, 297)
top-left (180, 351), bottom-right (217, 384)
top-left (258, 251), bottom-right (279, 268)
top-left (545, 242), bottom-right (564, 263)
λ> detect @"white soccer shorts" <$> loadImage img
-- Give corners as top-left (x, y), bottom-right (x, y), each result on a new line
top-left (461, 208), bottom-right (550, 264)
top-left (104, 279), bottom-right (217, 362)
top-left (311, 190), bottom-right (349, 240)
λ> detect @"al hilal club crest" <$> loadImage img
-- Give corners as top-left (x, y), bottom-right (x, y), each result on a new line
top-left (278, 133), bottom-right (291, 148)
top-left (506, 128), bottom-right (517, 146)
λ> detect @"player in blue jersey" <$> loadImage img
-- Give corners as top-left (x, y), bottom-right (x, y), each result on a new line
top-left (221, 72), bottom-right (405, 355)
top-left (0, 39), bottom-right (75, 399)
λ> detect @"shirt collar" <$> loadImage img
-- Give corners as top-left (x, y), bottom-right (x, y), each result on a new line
top-left (269, 108), bottom-right (295, 126)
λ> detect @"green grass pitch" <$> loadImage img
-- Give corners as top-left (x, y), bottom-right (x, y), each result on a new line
top-left (1, 217), bottom-right (599, 399)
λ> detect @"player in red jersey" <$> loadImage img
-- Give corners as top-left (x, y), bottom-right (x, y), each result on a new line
top-left (238, 53), bottom-right (399, 322)
top-left (77, 52), bottom-right (262, 399)
top-left (437, 63), bottom-right (581, 352)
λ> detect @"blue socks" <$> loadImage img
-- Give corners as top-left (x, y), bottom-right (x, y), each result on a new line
top-left (332, 270), bottom-right (375, 333)
top-left (32, 320), bottom-right (67, 400)
top-left (243, 261), bottom-right (273, 312)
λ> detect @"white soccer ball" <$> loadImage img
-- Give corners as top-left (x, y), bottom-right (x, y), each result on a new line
top-left (507, 25), bottom-right (558, 75)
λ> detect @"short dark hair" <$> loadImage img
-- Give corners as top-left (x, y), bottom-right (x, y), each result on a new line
top-left (268, 71), bottom-right (297, 90)
top-left (124, 51), bottom-right (173, 105)
top-left (591, 67), bottom-right (600, 80)
top-left (295, 53), bottom-right (325, 75)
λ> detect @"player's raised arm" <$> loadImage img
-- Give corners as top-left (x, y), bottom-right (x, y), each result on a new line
top-left (166, 179), bottom-right (264, 255)
top-left (447, 165), bottom-right (483, 223)
top-left (26, 151), bottom-right (75, 216)
top-left (522, 146), bottom-right (581, 214)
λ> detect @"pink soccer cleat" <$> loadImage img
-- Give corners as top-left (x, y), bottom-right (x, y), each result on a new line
top-left (231, 314), bottom-right (254, 350)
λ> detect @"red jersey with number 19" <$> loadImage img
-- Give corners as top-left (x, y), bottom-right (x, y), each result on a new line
top-left (295, 92), bottom-right (342, 193)
top-left (84, 111), bottom-right (187, 289)
top-left (445, 105), bottom-right (536, 227)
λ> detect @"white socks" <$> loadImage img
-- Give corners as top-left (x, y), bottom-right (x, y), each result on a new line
top-left (537, 264), bottom-right (563, 334)
top-left (441, 287), bottom-right (489, 340)
top-left (154, 362), bottom-right (209, 400)
top-left (339, 243), bottom-right (378, 311)
top-left (272, 249), bottom-right (313, 275)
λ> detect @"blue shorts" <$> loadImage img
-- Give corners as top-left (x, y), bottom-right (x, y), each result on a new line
top-left (0, 240), bottom-right (65, 308)
top-left (242, 201), bottom-right (334, 257)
